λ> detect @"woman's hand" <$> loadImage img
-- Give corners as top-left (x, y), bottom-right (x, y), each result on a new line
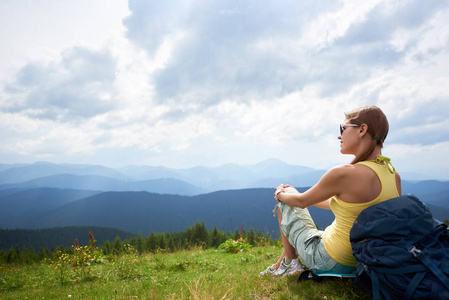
top-left (283, 184), bottom-right (298, 193)
top-left (275, 184), bottom-right (286, 193)
top-left (274, 184), bottom-right (291, 202)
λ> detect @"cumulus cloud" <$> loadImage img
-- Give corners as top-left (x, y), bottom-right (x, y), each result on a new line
top-left (1, 47), bottom-right (117, 122)
top-left (124, 0), bottom-right (343, 107)
top-left (0, 0), bottom-right (448, 178)
top-left (337, 0), bottom-right (446, 46)
top-left (122, 0), bottom-right (449, 115)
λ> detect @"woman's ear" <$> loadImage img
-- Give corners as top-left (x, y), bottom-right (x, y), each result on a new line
top-left (359, 124), bottom-right (368, 137)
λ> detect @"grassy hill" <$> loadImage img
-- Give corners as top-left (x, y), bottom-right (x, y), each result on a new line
top-left (0, 245), bottom-right (371, 300)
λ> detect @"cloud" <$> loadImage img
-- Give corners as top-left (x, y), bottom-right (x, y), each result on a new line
top-left (0, 0), bottom-right (448, 177)
top-left (124, 0), bottom-right (343, 108)
top-left (1, 47), bottom-right (117, 122)
top-left (337, 0), bottom-right (447, 46)
top-left (123, 0), bottom-right (448, 112)
top-left (388, 98), bottom-right (449, 145)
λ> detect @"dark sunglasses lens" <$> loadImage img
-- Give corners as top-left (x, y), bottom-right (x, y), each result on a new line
top-left (340, 125), bottom-right (344, 135)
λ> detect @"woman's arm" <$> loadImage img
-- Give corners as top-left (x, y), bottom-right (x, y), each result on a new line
top-left (274, 185), bottom-right (331, 209)
top-left (312, 199), bottom-right (331, 210)
top-left (276, 165), bottom-right (351, 209)
top-left (395, 172), bottom-right (402, 196)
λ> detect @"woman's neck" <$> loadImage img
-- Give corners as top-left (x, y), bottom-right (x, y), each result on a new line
top-left (365, 148), bottom-right (382, 161)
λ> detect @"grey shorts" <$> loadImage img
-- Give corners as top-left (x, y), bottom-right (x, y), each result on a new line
top-left (276, 201), bottom-right (355, 275)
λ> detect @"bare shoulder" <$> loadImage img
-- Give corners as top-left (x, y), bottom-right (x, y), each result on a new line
top-left (327, 164), bottom-right (357, 176)
top-left (321, 164), bottom-right (360, 183)
top-left (328, 163), bottom-right (378, 181)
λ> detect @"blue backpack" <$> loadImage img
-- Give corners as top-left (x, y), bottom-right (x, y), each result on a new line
top-left (350, 195), bottom-right (449, 300)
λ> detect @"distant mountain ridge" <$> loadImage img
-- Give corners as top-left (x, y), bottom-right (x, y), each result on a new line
top-left (0, 188), bottom-right (282, 236)
top-left (1, 186), bottom-right (448, 239)
top-left (0, 159), bottom-right (326, 195)
top-left (0, 174), bottom-right (207, 196)
top-left (1, 159), bottom-right (446, 196)
top-left (0, 188), bottom-right (101, 226)
top-left (0, 162), bottom-right (129, 183)
top-left (119, 158), bottom-right (320, 190)
top-left (1, 160), bottom-right (447, 254)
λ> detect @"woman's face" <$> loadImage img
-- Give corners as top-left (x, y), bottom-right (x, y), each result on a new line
top-left (338, 120), bottom-right (359, 154)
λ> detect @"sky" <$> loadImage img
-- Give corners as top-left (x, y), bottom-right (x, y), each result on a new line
top-left (0, 0), bottom-right (448, 180)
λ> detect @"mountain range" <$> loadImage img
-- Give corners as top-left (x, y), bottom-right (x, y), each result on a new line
top-left (0, 187), bottom-right (355, 237)
top-left (0, 159), bottom-right (322, 193)
top-left (0, 160), bottom-right (448, 242)
top-left (2, 159), bottom-right (445, 195)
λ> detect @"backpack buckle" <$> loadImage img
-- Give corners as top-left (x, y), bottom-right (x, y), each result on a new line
top-left (410, 246), bottom-right (424, 258)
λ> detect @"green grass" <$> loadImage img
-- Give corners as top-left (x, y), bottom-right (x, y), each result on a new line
top-left (0, 246), bottom-right (371, 299)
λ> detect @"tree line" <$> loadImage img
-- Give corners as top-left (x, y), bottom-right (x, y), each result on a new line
top-left (0, 221), bottom-right (274, 265)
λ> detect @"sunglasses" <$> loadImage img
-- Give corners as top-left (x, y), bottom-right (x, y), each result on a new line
top-left (340, 124), bottom-right (360, 135)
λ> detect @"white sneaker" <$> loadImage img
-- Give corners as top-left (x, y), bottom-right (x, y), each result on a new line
top-left (259, 264), bottom-right (277, 276)
top-left (273, 257), bottom-right (304, 277)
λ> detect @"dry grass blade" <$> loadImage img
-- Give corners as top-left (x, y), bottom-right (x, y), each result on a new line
top-left (186, 275), bottom-right (233, 300)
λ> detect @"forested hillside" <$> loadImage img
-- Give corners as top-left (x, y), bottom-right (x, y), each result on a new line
top-left (0, 226), bottom-right (135, 251)
top-left (1, 161), bottom-right (448, 254)
top-left (1, 186), bottom-right (448, 240)
top-left (1, 188), bottom-right (314, 237)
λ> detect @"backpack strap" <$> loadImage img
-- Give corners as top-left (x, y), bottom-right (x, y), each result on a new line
top-left (405, 271), bottom-right (426, 300)
top-left (369, 263), bottom-right (446, 300)
top-left (368, 269), bottom-right (392, 300)
top-left (370, 270), bottom-right (381, 300)
top-left (410, 246), bottom-right (449, 291)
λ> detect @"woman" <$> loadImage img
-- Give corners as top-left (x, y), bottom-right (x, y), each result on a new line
top-left (261, 105), bottom-right (402, 277)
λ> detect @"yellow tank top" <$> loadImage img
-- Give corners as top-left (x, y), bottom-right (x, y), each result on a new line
top-left (322, 161), bottom-right (400, 266)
